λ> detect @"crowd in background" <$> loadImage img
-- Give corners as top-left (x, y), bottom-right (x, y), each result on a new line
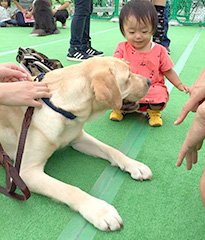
top-left (0, 0), bottom-right (73, 28)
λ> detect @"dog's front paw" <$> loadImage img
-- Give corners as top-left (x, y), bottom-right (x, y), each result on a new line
top-left (79, 196), bottom-right (123, 231)
top-left (122, 158), bottom-right (152, 181)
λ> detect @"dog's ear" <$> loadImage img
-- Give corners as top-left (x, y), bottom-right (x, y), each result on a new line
top-left (91, 66), bottom-right (122, 110)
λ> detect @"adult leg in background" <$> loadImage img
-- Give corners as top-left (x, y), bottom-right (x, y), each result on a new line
top-left (67, 0), bottom-right (104, 60)
top-left (161, 0), bottom-right (171, 53)
top-left (152, 0), bottom-right (166, 44)
top-left (69, 0), bottom-right (92, 51)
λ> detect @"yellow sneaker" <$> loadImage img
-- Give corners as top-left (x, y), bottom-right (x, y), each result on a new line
top-left (147, 109), bottom-right (163, 127)
top-left (110, 110), bottom-right (124, 121)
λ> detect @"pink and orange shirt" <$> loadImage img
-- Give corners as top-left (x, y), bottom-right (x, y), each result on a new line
top-left (114, 41), bottom-right (174, 106)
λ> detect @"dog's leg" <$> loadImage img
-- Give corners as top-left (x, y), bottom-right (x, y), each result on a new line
top-left (71, 130), bottom-right (152, 181)
top-left (20, 155), bottom-right (123, 231)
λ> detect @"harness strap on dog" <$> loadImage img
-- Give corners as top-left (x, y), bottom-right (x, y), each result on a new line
top-left (0, 107), bottom-right (34, 201)
top-left (36, 73), bottom-right (76, 120)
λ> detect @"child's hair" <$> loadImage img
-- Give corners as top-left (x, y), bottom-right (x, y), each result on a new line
top-left (119, 0), bottom-right (158, 36)
top-left (0, 0), bottom-right (11, 7)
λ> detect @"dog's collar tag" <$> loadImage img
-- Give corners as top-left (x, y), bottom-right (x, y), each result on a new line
top-left (35, 73), bottom-right (76, 120)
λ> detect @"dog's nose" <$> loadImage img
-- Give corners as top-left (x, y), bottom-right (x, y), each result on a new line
top-left (146, 78), bottom-right (151, 87)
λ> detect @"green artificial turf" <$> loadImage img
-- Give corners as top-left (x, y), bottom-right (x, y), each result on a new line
top-left (0, 20), bottom-right (205, 240)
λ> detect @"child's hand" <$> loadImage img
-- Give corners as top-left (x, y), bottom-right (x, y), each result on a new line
top-left (22, 9), bottom-right (27, 14)
top-left (177, 83), bottom-right (189, 94)
top-left (26, 11), bottom-right (33, 18)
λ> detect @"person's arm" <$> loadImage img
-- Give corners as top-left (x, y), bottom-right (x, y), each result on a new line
top-left (152, 0), bottom-right (166, 6)
top-left (163, 68), bottom-right (189, 92)
top-left (53, 1), bottom-right (72, 15)
top-left (57, 1), bottom-right (70, 10)
top-left (25, 8), bottom-right (34, 18)
top-left (0, 81), bottom-right (51, 108)
top-left (13, 0), bottom-right (27, 14)
top-left (176, 101), bottom-right (205, 170)
top-left (174, 68), bottom-right (205, 125)
top-left (192, 68), bottom-right (205, 87)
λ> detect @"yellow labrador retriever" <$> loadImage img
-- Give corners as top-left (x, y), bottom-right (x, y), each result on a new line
top-left (0, 57), bottom-right (152, 231)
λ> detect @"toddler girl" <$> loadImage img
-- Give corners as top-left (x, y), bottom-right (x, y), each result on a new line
top-left (0, 0), bottom-right (17, 27)
top-left (110, 0), bottom-right (189, 127)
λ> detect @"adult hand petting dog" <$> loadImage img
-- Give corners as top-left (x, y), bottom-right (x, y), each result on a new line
top-left (0, 63), bottom-right (51, 108)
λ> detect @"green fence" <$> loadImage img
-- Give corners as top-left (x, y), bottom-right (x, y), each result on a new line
top-left (91, 0), bottom-right (205, 26)
top-left (92, 0), bottom-right (120, 19)
top-left (169, 0), bottom-right (205, 26)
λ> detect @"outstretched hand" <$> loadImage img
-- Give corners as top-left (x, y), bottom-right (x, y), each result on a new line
top-left (174, 85), bottom-right (205, 125)
top-left (176, 102), bottom-right (205, 170)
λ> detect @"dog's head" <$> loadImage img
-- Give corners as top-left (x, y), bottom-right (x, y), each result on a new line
top-left (90, 57), bottom-right (150, 110)
top-left (33, 0), bottom-right (52, 9)
top-left (42, 57), bottom-right (150, 121)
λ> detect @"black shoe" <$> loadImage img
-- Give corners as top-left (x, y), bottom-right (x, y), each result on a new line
top-left (67, 49), bottom-right (93, 61)
top-left (84, 47), bottom-right (104, 56)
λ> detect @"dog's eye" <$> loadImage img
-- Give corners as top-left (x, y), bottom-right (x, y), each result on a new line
top-left (126, 75), bottom-right (131, 85)
top-left (127, 73), bottom-right (131, 82)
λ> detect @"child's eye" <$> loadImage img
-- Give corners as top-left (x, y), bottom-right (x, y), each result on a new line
top-left (129, 32), bottom-right (135, 34)
top-left (142, 31), bottom-right (148, 33)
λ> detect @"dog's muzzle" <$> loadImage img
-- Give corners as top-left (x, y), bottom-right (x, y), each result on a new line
top-left (121, 78), bottom-right (151, 112)
top-left (121, 100), bottom-right (140, 112)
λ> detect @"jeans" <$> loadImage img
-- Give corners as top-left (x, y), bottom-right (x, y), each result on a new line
top-left (16, 11), bottom-right (34, 27)
top-left (162, 0), bottom-right (171, 48)
top-left (69, 0), bottom-right (93, 51)
top-left (0, 19), bottom-right (18, 27)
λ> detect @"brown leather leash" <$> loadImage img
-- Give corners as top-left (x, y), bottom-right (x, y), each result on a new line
top-left (0, 106), bottom-right (34, 201)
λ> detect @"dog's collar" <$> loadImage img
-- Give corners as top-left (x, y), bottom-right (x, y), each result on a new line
top-left (35, 73), bottom-right (76, 120)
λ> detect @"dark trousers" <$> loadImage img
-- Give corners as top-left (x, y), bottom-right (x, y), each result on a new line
top-left (0, 19), bottom-right (18, 27)
top-left (16, 11), bottom-right (34, 27)
top-left (162, 0), bottom-right (171, 48)
top-left (54, 9), bottom-right (69, 24)
top-left (153, 5), bottom-right (165, 44)
top-left (69, 0), bottom-right (93, 51)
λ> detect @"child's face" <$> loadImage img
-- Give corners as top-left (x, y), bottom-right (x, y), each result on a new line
top-left (123, 15), bottom-right (153, 51)
top-left (1, 0), bottom-right (8, 8)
